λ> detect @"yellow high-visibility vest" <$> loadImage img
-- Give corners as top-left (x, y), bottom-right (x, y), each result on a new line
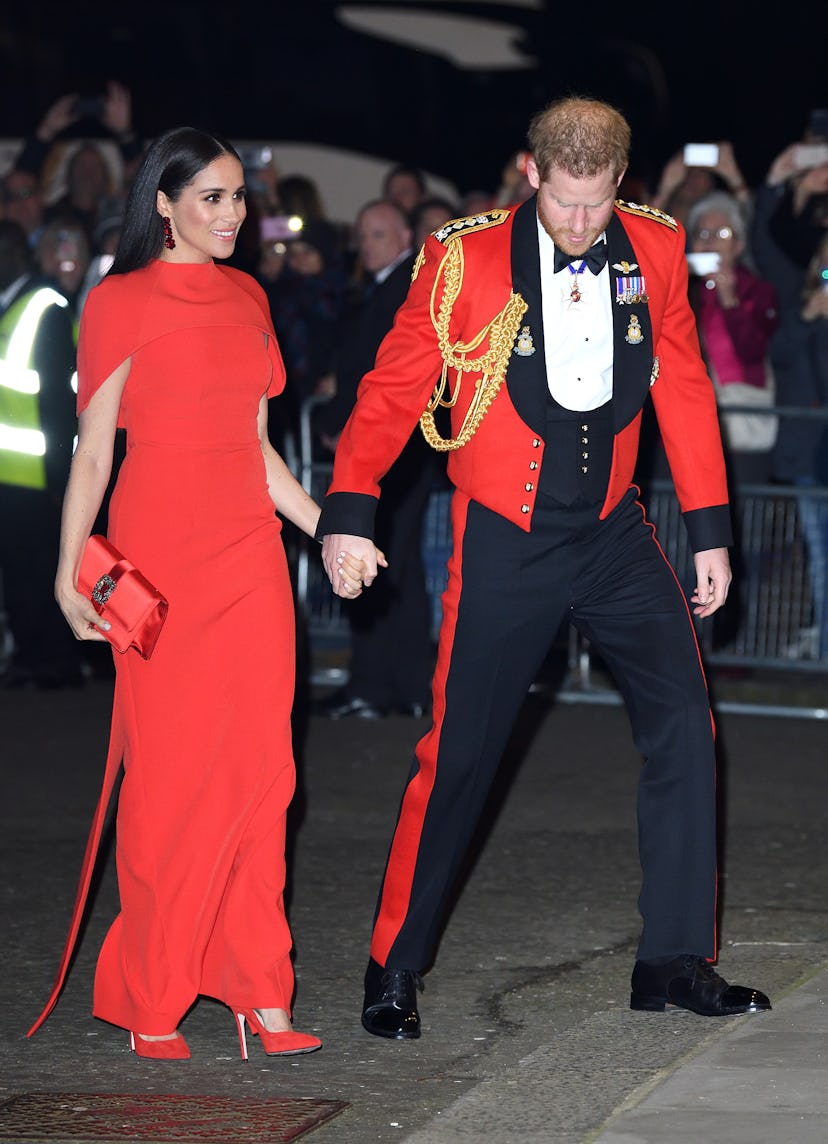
top-left (0, 286), bottom-right (70, 490)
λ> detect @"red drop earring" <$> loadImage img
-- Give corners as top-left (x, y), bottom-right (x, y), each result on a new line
top-left (162, 216), bottom-right (176, 250)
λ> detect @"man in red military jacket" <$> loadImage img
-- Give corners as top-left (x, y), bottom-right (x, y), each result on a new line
top-left (317, 96), bottom-right (771, 1037)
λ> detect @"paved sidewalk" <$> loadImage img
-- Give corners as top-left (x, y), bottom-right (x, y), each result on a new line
top-left (393, 965), bottom-right (828, 1144)
top-left (593, 964), bottom-right (828, 1144)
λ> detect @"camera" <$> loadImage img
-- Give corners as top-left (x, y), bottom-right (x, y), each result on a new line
top-left (686, 252), bottom-right (721, 277)
top-left (683, 143), bottom-right (719, 168)
top-left (73, 95), bottom-right (104, 119)
top-left (260, 215), bottom-right (303, 243)
top-left (793, 142), bottom-right (828, 170)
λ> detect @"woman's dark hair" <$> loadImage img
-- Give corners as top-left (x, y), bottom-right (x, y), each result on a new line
top-left (109, 127), bottom-right (240, 275)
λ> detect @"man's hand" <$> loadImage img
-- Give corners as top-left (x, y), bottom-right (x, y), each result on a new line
top-left (691, 547), bottom-right (732, 617)
top-left (321, 534), bottom-right (388, 598)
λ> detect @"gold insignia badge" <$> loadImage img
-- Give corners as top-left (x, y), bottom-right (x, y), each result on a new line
top-left (625, 315), bottom-right (644, 345)
top-left (514, 325), bottom-right (535, 356)
top-left (612, 260), bottom-right (639, 273)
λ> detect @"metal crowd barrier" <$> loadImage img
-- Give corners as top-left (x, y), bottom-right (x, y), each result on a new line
top-left (291, 398), bottom-right (828, 716)
top-left (561, 478), bottom-right (827, 719)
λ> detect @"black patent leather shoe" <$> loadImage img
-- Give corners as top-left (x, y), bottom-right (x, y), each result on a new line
top-left (361, 957), bottom-right (424, 1039)
top-left (313, 691), bottom-right (387, 719)
top-left (630, 955), bottom-right (771, 1016)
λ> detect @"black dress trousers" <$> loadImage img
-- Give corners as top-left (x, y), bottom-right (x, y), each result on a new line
top-left (373, 480), bottom-right (719, 971)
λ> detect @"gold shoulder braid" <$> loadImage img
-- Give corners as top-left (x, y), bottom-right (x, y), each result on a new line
top-left (411, 244), bottom-right (426, 282)
top-left (615, 199), bottom-right (678, 231)
top-left (419, 237), bottom-right (527, 451)
top-left (412, 209), bottom-right (509, 285)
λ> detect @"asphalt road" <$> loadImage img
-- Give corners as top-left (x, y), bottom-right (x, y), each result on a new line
top-left (2, 667), bottom-right (826, 1142)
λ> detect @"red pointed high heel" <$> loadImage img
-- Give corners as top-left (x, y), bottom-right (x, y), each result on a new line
top-left (234, 1009), bottom-right (321, 1060)
top-left (129, 1031), bottom-right (191, 1060)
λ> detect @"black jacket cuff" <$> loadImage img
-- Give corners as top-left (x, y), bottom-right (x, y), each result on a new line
top-left (682, 504), bottom-right (733, 552)
top-left (315, 492), bottom-right (377, 541)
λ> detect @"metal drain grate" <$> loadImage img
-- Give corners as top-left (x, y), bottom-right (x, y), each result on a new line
top-left (0, 1093), bottom-right (349, 1142)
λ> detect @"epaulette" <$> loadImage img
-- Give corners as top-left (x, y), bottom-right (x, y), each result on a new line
top-left (433, 209), bottom-right (511, 244)
top-left (615, 200), bottom-right (678, 231)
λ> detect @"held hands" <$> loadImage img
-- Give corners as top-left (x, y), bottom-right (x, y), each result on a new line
top-left (320, 534), bottom-right (389, 599)
top-left (690, 548), bottom-right (732, 617)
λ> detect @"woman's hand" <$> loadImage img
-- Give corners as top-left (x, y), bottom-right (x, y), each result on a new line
top-left (332, 547), bottom-right (389, 597)
top-left (55, 578), bottom-right (111, 643)
top-left (336, 551), bottom-right (366, 597)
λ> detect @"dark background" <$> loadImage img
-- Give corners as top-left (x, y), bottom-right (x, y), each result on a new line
top-left (1, 2), bottom-right (825, 197)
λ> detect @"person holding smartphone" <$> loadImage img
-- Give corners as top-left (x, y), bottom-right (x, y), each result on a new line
top-left (13, 84), bottom-right (141, 253)
top-left (757, 144), bottom-right (828, 275)
top-left (686, 191), bottom-right (779, 482)
top-left (651, 141), bottom-right (752, 229)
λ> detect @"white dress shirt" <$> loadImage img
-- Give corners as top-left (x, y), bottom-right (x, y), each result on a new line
top-left (537, 218), bottom-right (613, 411)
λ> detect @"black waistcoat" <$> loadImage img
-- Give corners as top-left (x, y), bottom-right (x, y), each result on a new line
top-left (539, 398), bottom-right (614, 506)
top-left (503, 196), bottom-right (656, 512)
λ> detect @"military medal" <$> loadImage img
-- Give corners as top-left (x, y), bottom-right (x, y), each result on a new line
top-left (567, 260), bottom-right (587, 303)
top-left (514, 326), bottom-right (536, 356)
top-left (615, 275), bottom-right (648, 305)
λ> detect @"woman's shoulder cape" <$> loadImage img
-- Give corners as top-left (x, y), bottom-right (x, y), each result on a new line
top-left (76, 262), bottom-right (281, 416)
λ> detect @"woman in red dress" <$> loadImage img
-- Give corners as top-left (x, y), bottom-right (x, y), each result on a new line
top-left (31, 127), bottom-right (378, 1060)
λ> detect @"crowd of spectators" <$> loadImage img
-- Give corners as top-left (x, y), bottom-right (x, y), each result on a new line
top-left (1, 88), bottom-right (827, 684)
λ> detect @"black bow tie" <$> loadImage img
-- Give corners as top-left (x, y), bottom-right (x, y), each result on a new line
top-left (553, 243), bottom-right (608, 275)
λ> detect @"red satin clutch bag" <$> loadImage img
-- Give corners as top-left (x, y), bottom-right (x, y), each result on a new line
top-left (78, 535), bottom-right (169, 659)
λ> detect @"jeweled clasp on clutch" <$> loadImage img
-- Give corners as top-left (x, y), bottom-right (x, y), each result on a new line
top-left (92, 574), bottom-right (117, 605)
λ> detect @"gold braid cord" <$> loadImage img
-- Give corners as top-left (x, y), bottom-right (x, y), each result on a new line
top-left (419, 240), bottom-right (527, 451)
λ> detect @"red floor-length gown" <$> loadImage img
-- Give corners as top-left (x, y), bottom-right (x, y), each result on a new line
top-left (30, 259), bottom-right (300, 1037)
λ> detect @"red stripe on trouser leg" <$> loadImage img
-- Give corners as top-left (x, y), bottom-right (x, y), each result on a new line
top-left (369, 494), bottom-right (470, 966)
